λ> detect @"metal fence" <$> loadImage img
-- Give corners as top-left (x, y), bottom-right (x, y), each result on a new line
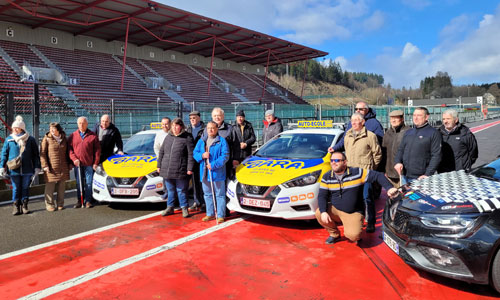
top-left (1, 94), bottom-right (499, 149)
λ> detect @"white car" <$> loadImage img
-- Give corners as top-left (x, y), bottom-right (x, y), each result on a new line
top-left (92, 129), bottom-right (165, 203)
top-left (226, 127), bottom-right (344, 220)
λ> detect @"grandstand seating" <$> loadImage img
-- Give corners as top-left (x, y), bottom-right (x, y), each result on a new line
top-left (0, 40), bottom-right (307, 113)
top-left (0, 41), bottom-right (71, 114)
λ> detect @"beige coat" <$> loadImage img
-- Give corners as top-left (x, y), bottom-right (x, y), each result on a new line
top-left (344, 127), bottom-right (382, 170)
top-left (40, 132), bottom-right (71, 182)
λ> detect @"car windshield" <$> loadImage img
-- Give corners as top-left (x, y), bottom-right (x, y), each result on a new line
top-left (123, 133), bottom-right (156, 155)
top-left (472, 158), bottom-right (500, 181)
top-left (255, 133), bottom-right (335, 159)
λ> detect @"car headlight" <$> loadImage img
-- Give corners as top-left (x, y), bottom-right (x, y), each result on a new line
top-left (95, 165), bottom-right (106, 176)
top-left (419, 213), bottom-right (481, 237)
top-left (282, 170), bottom-right (321, 188)
top-left (146, 170), bottom-right (160, 178)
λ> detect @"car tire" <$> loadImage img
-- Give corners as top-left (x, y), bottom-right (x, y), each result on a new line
top-left (491, 249), bottom-right (500, 293)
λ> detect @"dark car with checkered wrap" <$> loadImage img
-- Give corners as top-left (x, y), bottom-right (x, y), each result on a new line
top-left (383, 158), bottom-right (500, 292)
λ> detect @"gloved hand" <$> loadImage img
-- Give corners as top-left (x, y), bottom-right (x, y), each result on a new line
top-left (35, 168), bottom-right (42, 174)
top-left (0, 168), bottom-right (6, 177)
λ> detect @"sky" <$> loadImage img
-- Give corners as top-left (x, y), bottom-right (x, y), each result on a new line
top-left (157, 0), bottom-right (500, 89)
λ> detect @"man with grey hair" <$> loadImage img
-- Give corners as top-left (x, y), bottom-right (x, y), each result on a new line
top-left (68, 116), bottom-right (101, 208)
top-left (438, 108), bottom-right (478, 173)
top-left (343, 112), bottom-right (383, 233)
top-left (262, 110), bottom-right (283, 143)
top-left (93, 114), bottom-right (123, 164)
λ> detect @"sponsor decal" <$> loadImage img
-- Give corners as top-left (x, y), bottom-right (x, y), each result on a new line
top-left (307, 192), bottom-right (314, 199)
top-left (227, 188), bottom-right (235, 198)
top-left (408, 193), bottom-right (421, 201)
top-left (93, 179), bottom-right (105, 190)
top-left (297, 120), bottom-right (333, 128)
top-left (146, 184), bottom-right (156, 190)
top-left (417, 199), bottom-right (436, 207)
top-left (242, 157), bottom-right (323, 170)
top-left (108, 155), bottom-right (157, 164)
top-left (156, 183), bottom-right (163, 189)
top-left (277, 197), bottom-right (290, 203)
top-left (291, 196), bottom-right (298, 202)
top-left (441, 204), bottom-right (474, 210)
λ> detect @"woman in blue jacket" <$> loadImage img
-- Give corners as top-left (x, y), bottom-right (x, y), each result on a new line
top-left (193, 121), bottom-right (229, 223)
top-left (0, 116), bottom-right (41, 215)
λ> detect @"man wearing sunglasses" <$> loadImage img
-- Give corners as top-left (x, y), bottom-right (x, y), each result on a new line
top-left (315, 152), bottom-right (398, 245)
top-left (329, 102), bottom-right (384, 153)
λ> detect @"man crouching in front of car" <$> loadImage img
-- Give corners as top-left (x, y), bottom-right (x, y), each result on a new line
top-left (316, 152), bottom-right (399, 244)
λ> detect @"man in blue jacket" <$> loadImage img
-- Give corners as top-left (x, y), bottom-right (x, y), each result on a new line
top-left (194, 121), bottom-right (230, 223)
top-left (394, 107), bottom-right (442, 180)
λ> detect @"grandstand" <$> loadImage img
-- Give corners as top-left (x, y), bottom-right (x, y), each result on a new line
top-left (0, 0), bottom-right (327, 118)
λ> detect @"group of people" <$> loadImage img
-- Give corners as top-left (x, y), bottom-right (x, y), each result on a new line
top-left (155, 107), bottom-right (283, 223)
top-left (0, 114), bottom-right (123, 215)
top-left (318, 102), bottom-right (478, 244)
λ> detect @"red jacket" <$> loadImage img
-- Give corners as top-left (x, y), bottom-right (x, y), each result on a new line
top-left (68, 129), bottom-right (101, 167)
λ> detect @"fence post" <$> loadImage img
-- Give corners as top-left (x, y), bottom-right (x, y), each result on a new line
top-left (129, 112), bottom-right (133, 136)
top-left (111, 99), bottom-right (115, 124)
top-left (157, 97), bottom-right (160, 122)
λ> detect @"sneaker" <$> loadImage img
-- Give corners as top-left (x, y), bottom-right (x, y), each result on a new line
top-left (188, 202), bottom-right (200, 212)
top-left (58, 206), bottom-right (64, 211)
top-left (325, 236), bottom-right (341, 244)
top-left (200, 204), bottom-right (206, 212)
top-left (47, 207), bottom-right (56, 212)
top-left (217, 217), bottom-right (224, 223)
top-left (85, 202), bottom-right (94, 208)
top-left (366, 224), bottom-right (376, 233)
top-left (182, 207), bottom-right (189, 218)
top-left (73, 203), bottom-right (82, 209)
top-left (202, 215), bottom-right (215, 222)
top-left (161, 206), bottom-right (174, 216)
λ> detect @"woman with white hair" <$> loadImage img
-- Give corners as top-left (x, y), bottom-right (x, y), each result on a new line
top-left (0, 116), bottom-right (41, 215)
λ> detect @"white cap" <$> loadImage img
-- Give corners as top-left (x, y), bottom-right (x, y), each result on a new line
top-left (11, 115), bottom-right (26, 131)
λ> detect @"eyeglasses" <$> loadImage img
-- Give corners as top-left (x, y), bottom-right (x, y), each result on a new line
top-left (355, 108), bottom-right (366, 111)
top-left (330, 159), bottom-right (345, 163)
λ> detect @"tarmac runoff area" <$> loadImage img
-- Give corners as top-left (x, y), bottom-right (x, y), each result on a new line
top-left (0, 118), bottom-right (500, 299)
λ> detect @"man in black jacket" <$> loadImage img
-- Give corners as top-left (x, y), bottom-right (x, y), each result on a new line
top-left (382, 110), bottom-right (410, 186)
top-left (394, 107), bottom-right (442, 180)
top-left (93, 114), bottom-right (123, 164)
top-left (186, 111), bottom-right (206, 211)
top-left (438, 109), bottom-right (478, 173)
top-left (232, 110), bottom-right (256, 167)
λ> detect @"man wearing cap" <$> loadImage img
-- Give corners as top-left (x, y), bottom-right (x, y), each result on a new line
top-left (262, 110), bottom-right (283, 144)
top-left (186, 111), bottom-right (206, 211)
top-left (232, 110), bottom-right (256, 167)
top-left (382, 110), bottom-right (410, 187)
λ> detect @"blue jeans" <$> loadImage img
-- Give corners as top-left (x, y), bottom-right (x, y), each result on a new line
top-left (164, 178), bottom-right (188, 208)
top-left (364, 182), bottom-right (375, 225)
top-left (11, 174), bottom-right (32, 202)
top-left (202, 178), bottom-right (226, 218)
top-left (75, 166), bottom-right (94, 205)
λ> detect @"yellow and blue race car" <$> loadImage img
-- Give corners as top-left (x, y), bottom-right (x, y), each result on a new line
top-left (92, 128), bottom-right (164, 203)
top-left (226, 122), bottom-right (344, 220)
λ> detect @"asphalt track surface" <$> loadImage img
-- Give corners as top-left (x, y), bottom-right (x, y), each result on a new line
top-left (1, 118), bottom-right (500, 299)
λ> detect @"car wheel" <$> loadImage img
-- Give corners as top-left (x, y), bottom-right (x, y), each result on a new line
top-left (491, 249), bottom-right (500, 293)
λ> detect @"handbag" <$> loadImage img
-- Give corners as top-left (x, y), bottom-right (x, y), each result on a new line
top-left (7, 156), bottom-right (21, 170)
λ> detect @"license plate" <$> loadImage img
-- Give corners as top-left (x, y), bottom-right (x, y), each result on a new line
top-left (111, 188), bottom-right (139, 196)
top-left (383, 232), bottom-right (399, 255)
top-left (241, 197), bottom-right (271, 208)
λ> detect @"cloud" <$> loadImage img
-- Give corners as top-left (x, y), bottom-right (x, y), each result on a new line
top-left (345, 10), bottom-right (500, 88)
top-left (157, 0), bottom-right (381, 45)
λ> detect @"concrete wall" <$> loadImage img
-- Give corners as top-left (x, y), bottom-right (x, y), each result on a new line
top-left (0, 21), bottom-right (266, 74)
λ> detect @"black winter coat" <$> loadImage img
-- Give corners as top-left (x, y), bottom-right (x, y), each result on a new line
top-left (438, 123), bottom-right (478, 173)
top-left (382, 124), bottom-right (410, 179)
top-left (186, 121), bottom-right (205, 146)
top-left (157, 131), bottom-right (195, 179)
top-left (232, 120), bottom-right (256, 162)
top-left (93, 123), bottom-right (123, 164)
top-left (395, 123), bottom-right (442, 179)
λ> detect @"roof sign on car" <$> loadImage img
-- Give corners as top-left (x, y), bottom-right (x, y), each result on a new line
top-left (150, 122), bottom-right (162, 129)
top-left (297, 120), bottom-right (333, 128)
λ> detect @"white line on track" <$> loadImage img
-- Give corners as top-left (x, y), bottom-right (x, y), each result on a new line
top-left (470, 120), bottom-right (500, 133)
top-left (0, 210), bottom-right (162, 261)
top-left (19, 216), bottom-right (247, 300)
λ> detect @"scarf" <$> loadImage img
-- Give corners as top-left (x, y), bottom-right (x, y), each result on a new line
top-left (11, 131), bottom-right (29, 155)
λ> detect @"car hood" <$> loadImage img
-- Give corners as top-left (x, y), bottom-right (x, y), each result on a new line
top-left (103, 154), bottom-right (157, 178)
top-left (235, 156), bottom-right (329, 186)
top-left (399, 170), bottom-right (500, 214)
